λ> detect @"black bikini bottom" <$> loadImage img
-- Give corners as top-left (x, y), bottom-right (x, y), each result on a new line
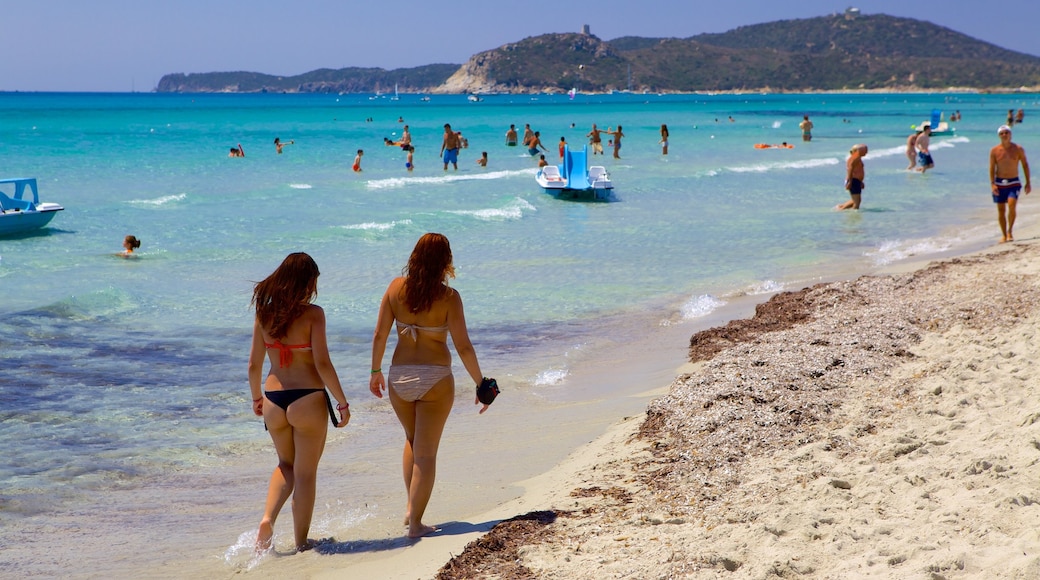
top-left (264, 389), bottom-right (337, 426)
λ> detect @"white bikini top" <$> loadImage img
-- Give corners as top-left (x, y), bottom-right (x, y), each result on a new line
top-left (396, 322), bottom-right (449, 341)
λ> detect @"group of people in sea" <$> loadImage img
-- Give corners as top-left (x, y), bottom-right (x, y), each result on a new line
top-left (839, 113), bottom-right (1031, 245)
top-left (248, 233), bottom-right (496, 553)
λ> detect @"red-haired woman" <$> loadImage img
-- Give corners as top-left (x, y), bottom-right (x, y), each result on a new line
top-left (370, 233), bottom-right (489, 538)
top-left (248, 252), bottom-right (350, 553)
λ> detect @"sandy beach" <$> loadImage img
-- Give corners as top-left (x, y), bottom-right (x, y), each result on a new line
top-left (275, 209), bottom-right (1040, 579)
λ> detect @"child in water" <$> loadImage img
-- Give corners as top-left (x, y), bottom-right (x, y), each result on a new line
top-left (352, 149), bottom-right (363, 172)
top-left (120, 235), bottom-right (141, 258)
top-left (405, 145), bottom-right (414, 172)
top-left (476, 151), bottom-right (488, 167)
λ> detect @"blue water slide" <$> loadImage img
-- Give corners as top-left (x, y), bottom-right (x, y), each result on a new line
top-left (564, 145), bottom-right (590, 189)
top-left (930, 109), bottom-right (941, 127)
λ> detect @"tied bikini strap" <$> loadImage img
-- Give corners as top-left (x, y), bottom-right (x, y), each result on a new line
top-left (324, 390), bottom-right (337, 426)
top-left (265, 340), bottom-right (310, 368)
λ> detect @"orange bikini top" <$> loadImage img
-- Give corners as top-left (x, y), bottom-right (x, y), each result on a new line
top-left (265, 340), bottom-right (312, 368)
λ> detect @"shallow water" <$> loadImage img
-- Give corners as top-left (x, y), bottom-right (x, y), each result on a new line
top-left (0, 90), bottom-right (1036, 576)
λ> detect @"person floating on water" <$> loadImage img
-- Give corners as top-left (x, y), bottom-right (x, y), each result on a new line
top-left (120, 235), bottom-right (141, 258)
top-left (229, 143), bottom-right (245, 157)
top-left (837, 144), bottom-right (868, 211)
top-left (990, 125), bottom-right (1032, 243)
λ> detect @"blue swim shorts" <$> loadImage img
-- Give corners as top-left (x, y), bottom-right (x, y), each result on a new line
top-left (993, 177), bottom-right (1022, 204)
top-left (443, 148), bottom-right (458, 164)
top-left (847, 178), bottom-right (864, 195)
top-left (917, 152), bottom-right (933, 166)
top-left (528, 147), bottom-right (540, 156)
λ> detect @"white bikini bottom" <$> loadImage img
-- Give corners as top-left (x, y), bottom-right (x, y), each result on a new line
top-left (388, 365), bottom-right (453, 402)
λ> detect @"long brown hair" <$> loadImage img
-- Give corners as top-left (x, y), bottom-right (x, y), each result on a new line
top-left (402, 233), bottom-right (455, 314)
top-left (252, 252), bottom-right (319, 339)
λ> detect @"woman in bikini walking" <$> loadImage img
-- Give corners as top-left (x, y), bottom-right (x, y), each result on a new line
top-left (369, 233), bottom-right (489, 538)
top-left (248, 252), bottom-right (350, 553)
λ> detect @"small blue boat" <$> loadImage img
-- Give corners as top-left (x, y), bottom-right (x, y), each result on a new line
top-left (535, 145), bottom-right (614, 201)
top-left (0, 178), bottom-right (64, 236)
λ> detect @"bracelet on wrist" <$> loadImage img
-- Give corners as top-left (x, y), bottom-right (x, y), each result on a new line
top-left (253, 397), bottom-right (262, 402)
top-left (371, 368), bottom-right (382, 374)
top-left (337, 402), bottom-right (350, 411)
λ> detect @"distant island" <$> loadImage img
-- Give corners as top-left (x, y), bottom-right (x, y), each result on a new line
top-left (156, 11), bottom-right (1040, 94)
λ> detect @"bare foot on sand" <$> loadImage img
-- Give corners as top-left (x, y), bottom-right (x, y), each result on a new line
top-left (256, 521), bottom-right (274, 553)
top-left (407, 523), bottom-right (440, 538)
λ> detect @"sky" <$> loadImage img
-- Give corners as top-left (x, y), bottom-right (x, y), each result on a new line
top-left (3, 0), bottom-right (1039, 92)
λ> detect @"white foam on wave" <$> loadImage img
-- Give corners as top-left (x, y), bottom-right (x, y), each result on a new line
top-left (339, 219), bottom-right (412, 231)
top-left (931, 135), bottom-right (970, 150)
top-left (223, 501), bottom-right (374, 571)
top-left (728, 157), bottom-right (839, 173)
top-left (446, 197), bottom-right (536, 221)
top-left (289, 183), bottom-right (312, 189)
top-left (866, 144), bottom-right (911, 159)
top-left (772, 121), bottom-right (783, 129)
top-left (866, 237), bottom-right (953, 266)
top-left (534, 368), bottom-right (568, 386)
top-left (746, 279), bottom-right (785, 295)
top-left (128, 193), bottom-right (186, 206)
top-left (679, 293), bottom-right (726, 320)
top-left (366, 169), bottom-right (535, 190)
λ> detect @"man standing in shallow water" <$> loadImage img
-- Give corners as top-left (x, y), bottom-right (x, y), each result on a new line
top-left (990, 125), bottom-right (1032, 243)
top-left (440, 124), bottom-right (460, 171)
top-left (837, 144), bottom-right (868, 211)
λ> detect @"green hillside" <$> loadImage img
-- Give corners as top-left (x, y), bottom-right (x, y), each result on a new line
top-left (154, 13), bottom-right (1040, 93)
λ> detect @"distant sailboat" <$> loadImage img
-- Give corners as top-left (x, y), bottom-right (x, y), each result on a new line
top-left (390, 83), bottom-right (400, 101)
top-left (568, 88), bottom-right (577, 100)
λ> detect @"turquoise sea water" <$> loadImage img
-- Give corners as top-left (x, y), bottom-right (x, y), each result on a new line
top-left (1, 91), bottom-right (1037, 576)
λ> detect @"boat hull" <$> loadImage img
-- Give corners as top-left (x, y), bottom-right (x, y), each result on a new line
top-left (0, 208), bottom-right (62, 236)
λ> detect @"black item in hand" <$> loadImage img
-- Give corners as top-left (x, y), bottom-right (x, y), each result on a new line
top-left (477, 377), bottom-right (500, 405)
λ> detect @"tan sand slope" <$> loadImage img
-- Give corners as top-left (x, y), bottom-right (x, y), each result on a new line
top-left (438, 243), bottom-right (1040, 579)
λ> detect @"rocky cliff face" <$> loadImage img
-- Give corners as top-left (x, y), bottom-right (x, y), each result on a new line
top-left (433, 33), bottom-right (625, 94)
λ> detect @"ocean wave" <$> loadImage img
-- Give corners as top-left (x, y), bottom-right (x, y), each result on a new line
top-left (366, 169), bottom-right (535, 190)
top-left (866, 144), bottom-right (911, 159)
top-left (746, 279), bottom-right (785, 295)
top-left (727, 157), bottom-right (839, 173)
top-left (534, 368), bottom-right (568, 386)
top-left (128, 193), bottom-right (186, 206)
top-left (289, 183), bottom-right (312, 189)
top-left (338, 219), bottom-right (413, 232)
top-left (866, 237), bottom-right (954, 266)
top-left (680, 293), bottom-right (726, 320)
top-left (445, 197), bottom-right (536, 221)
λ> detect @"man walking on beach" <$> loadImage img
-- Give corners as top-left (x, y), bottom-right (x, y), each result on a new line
top-left (440, 123), bottom-right (460, 171)
top-left (990, 125), bottom-right (1031, 242)
top-left (799, 115), bottom-right (813, 142)
top-left (837, 144), bottom-right (867, 211)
